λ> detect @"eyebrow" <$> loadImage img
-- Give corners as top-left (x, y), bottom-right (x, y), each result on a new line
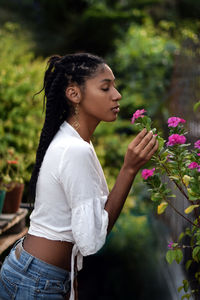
top-left (100, 78), bottom-right (115, 83)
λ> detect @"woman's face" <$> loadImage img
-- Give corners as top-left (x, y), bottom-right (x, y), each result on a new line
top-left (79, 64), bottom-right (122, 125)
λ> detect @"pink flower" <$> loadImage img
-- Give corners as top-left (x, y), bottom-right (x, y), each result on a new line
top-left (197, 153), bottom-right (200, 157)
top-left (188, 162), bottom-right (199, 169)
top-left (131, 109), bottom-right (146, 124)
top-left (167, 134), bottom-right (186, 146)
top-left (141, 168), bottom-right (155, 180)
top-left (168, 242), bottom-right (173, 249)
top-left (168, 117), bottom-right (186, 127)
top-left (194, 140), bottom-right (200, 150)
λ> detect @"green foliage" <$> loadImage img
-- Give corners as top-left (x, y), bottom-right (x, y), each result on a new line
top-left (109, 19), bottom-right (178, 121)
top-left (0, 22), bottom-right (45, 187)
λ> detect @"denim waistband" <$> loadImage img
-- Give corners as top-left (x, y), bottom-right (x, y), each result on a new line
top-left (8, 237), bottom-right (71, 283)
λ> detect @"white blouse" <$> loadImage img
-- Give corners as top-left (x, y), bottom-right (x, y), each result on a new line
top-left (28, 121), bottom-right (109, 300)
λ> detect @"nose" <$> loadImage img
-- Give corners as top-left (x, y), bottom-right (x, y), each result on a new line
top-left (112, 88), bottom-right (122, 101)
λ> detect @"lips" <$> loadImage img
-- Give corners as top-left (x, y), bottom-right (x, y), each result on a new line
top-left (111, 105), bottom-right (120, 113)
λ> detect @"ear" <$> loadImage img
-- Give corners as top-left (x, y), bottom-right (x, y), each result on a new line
top-left (65, 84), bottom-right (81, 104)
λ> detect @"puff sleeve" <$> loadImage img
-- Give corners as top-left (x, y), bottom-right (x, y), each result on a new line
top-left (59, 141), bottom-right (109, 256)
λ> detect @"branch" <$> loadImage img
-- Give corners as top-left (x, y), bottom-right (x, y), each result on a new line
top-left (177, 164), bottom-right (200, 228)
top-left (158, 155), bottom-right (189, 202)
top-left (164, 196), bottom-right (199, 228)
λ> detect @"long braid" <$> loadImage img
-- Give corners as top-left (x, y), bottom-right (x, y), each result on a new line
top-left (29, 53), bottom-right (105, 202)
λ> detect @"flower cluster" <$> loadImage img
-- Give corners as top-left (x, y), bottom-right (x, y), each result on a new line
top-left (168, 117), bottom-right (186, 127)
top-left (168, 242), bottom-right (174, 249)
top-left (194, 140), bottom-right (200, 158)
top-left (131, 109), bottom-right (146, 124)
top-left (141, 168), bottom-right (155, 180)
top-left (166, 134), bottom-right (186, 146)
top-left (188, 162), bottom-right (200, 172)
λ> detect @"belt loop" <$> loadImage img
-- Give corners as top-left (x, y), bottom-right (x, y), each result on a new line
top-left (23, 255), bottom-right (34, 272)
top-left (13, 237), bottom-right (24, 249)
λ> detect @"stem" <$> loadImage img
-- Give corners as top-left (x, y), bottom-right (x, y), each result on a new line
top-left (176, 160), bottom-right (200, 227)
top-left (158, 154), bottom-right (200, 228)
top-left (150, 180), bottom-right (198, 228)
top-left (163, 196), bottom-right (199, 228)
top-left (158, 155), bottom-right (189, 201)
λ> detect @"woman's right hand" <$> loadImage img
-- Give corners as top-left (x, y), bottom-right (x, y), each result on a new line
top-left (123, 128), bottom-right (158, 174)
top-left (105, 128), bottom-right (158, 232)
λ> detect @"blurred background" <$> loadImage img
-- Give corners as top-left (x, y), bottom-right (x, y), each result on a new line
top-left (0, 0), bottom-right (200, 299)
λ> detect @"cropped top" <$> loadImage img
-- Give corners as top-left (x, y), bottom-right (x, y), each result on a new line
top-left (28, 121), bottom-right (109, 300)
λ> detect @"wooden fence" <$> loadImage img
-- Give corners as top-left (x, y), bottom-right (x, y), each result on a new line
top-left (163, 38), bottom-right (200, 240)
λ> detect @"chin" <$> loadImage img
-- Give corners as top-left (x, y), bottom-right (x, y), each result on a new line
top-left (104, 116), bottom-right (118, 122)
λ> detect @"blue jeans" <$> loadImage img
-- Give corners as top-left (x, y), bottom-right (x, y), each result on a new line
top-left (0, 238), bottom-right (71, 299)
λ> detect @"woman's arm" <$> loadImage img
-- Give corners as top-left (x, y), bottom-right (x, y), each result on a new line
top-left (105, 128), bottom-right (158, 233)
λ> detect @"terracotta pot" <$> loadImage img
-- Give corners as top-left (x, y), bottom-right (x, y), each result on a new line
top-left (2, 183), bottom-right (24, 214)
top-left (0, 190), bottom-right (6, 214)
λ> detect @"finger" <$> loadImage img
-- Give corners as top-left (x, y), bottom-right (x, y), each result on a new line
top-left (142, 135), bottom-right (157, 153)
top-left (131, 128), bottom-right (148, 147)
top-left (135, 130), bottom-right (154, 150)
top-left (143, 140), bottom-right (159, 161)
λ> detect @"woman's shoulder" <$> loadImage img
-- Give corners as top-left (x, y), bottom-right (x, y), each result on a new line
top-left (65, 139), bottom-right (94, 162)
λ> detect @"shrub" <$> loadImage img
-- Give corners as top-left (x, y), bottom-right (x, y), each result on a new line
top-left (0, 22), bottom-right (45, 193)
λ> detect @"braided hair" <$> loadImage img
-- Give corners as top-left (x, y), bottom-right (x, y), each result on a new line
top-left (29, 53), bottom-right (105, 202)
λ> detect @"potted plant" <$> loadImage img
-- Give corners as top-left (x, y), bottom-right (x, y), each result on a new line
top-left (2, 148), bottom-right (26, 214)
top-left (0, 147), bottom-right (12, 214)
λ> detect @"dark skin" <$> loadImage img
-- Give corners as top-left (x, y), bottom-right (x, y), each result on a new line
top-left (23, 64), bottom-right (158, 299)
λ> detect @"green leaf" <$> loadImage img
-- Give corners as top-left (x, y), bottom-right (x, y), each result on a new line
top-left (195, 271), bottom-right (200, 280)
top-left (193, 101), bottom-right (200, 112)
top-left (175, 249), bottom-right (183, 264)
top-left (157, 136), bottom-right (165, 151)
top-left (157, 202), bottom-right (168, 214)
top-left (192, 246), bottom-right (200, 262)
top-left (183, 279), bottom-right (189, 292)
top-left (178, 232), bottom-right (185, 242)
top-left (151, 193), bottom-right (162, 202)
top-left (185, 227), bottom-right (192, 236)
top-left (185, 259), bottom-right (192, 271)
top-left (140, 116), bottom-right (152, 131)
top-left (178, 286), bottom-right (183, 293)
top-left (169, 175), bottom-right (180, 181)
top-left (151, 175), bottom-right (161, 188)
top-left (181, 294), bottom-right (191, 300)
top-left (166, 250), bottom-right (176, 264)
top-left (185, 205), bottom-right (200, 214)
top-left (168, 194), bottom-right (176, 198)
top-left (188, 194), bottom-right (199, 201)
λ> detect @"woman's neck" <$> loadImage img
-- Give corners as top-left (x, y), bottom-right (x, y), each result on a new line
top-left (67, 115), bottom-right (100, 143)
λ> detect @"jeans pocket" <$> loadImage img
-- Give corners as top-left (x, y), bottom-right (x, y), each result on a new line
top-left (0, 265), bottom-right (18, 299)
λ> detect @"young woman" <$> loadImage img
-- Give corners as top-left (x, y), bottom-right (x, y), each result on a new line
top-left (0, 53), bottom-right (158, 300)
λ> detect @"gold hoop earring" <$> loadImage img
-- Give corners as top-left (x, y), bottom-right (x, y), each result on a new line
top-left (72, 103), bottom-right (80, 130)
